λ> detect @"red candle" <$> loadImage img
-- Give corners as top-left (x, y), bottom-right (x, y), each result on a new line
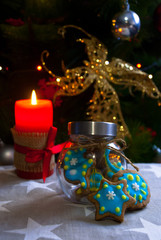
top-left (15, 90), bottom-right (53, 132)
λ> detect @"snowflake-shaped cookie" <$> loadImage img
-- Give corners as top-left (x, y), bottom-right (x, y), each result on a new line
top-left (88, 179), bottom-right (136, 222)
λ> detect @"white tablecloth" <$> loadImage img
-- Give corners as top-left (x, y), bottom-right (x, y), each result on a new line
top-left (0, 163), bottom-right (161, 240)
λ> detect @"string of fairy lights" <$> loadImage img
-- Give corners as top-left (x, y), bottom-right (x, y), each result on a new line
top-left (0, 62), bottom-right (149, 73)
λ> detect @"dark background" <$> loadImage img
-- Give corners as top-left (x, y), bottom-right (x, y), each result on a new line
top-left (0, 0), bottom-right (161, 162)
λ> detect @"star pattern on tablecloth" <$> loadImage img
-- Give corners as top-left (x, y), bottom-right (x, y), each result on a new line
top-left (66, 203), bottom-right (95, 217)
top-left (125, 217), bottom-right (161, 240)
top-left (0, 201), bottom-right (12, 212)
top-left (0, 166), bottom-right (6, 171)
top-left (0, 166), bottom-right (16, 177)
top-left (5, 217), bottom-right (63, 240)
top-left (15, 181), bottom-right (56, 194)
top-left (142, 165), bottom-right (161, 178)
top-left (0, 166), bottom-right (15, 171)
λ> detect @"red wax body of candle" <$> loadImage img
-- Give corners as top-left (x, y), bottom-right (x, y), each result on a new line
top-left (15, 99), bottom-right (53, 132)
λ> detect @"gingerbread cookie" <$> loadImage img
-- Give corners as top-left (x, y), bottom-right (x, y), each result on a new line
top-left (88, 178), bottom-right (136, 222)
top-left (112, 169), bottom-right (151, 209)
top-left (63, 148), bottom-right (95, 191)
top-left (104, 149), bottom-right (124, 179)
top-left (89, 168), bottom-right (104, 192)
top-left (75, 168), bottom-right (103, 198)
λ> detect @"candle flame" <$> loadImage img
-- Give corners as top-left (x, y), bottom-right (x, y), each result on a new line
top-left (31, 90), bottom-right (37, 105)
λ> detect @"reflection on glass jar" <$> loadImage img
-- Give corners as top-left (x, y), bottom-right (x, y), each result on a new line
top-left (56, 121), bottom-right (127, 203)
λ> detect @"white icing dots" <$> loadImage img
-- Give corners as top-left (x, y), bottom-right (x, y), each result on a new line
top-left (132, 182), bottom-right (140, 191)
top-left (106, 191), bottom-right (116, 200)
top-left (69, 169), bottom-right (77, 176)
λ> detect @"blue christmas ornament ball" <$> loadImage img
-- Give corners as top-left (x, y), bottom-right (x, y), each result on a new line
top-left (112, 10), bottom-right (141, 40)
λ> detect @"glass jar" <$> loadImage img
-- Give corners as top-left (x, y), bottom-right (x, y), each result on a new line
top-left (56, 121), bottom-right (127, 203)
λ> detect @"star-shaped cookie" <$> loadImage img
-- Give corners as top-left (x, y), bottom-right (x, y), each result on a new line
top-left (88, 178), bottom-right (136, 222)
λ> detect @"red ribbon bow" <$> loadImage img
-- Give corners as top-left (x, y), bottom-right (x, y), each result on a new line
top-left (14, 126), bottom-right (66, 182)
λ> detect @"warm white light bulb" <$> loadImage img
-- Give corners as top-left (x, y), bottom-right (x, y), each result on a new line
top-left (31, 90), bottom-right (37, 105)
top-left (148, 74), bottom-right (153, 79)
top-left (105, 60), bottom-right (109, 65)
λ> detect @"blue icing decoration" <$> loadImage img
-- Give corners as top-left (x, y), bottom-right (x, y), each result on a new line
top-left (118, 172), bottom-right (148, 204)
top-left (96, 182), bottom-right (100, 188)
top-left (89, 169), bottom-right (103, 191)
top-left (107, 171), bottom-right (114, 178)
top-left (93, 182), bottom-right (129, 216)
top-left (64, 148), bottom-right (94, 189)
top-left (104, 149), bottom-right (124, 178)
top-left (117, 162), bottom-right (122, 167)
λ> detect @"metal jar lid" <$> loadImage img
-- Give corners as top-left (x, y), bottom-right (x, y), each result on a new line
top-left (68, 121), bottom-right (117, 138)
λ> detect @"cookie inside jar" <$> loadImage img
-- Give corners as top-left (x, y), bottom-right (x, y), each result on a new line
top-left (56, 121), bottom-right (127, 203)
